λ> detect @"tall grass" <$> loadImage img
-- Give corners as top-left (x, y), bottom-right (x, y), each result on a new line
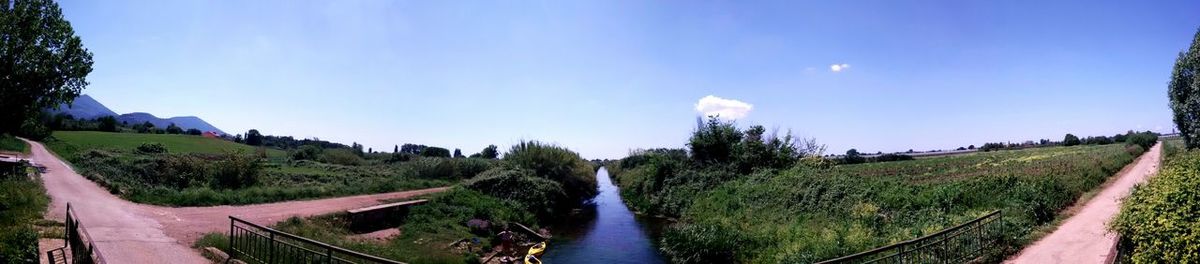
top-left (0, 169), bottom-right (49, 263)
top-left (0, 134), bottom-right (27, 153)
top-left (614, 144), bottom-right (1140, 263)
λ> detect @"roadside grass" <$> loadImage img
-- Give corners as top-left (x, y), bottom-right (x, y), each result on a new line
top-left (614, 144), bottom-right (1140, 263)
top-left (0, 168), bottom-right (50, 263)
top-left (196, 187), bottom-right (534, 264)
top-left (0, 134), bottom-right (28, 154)
top-left (47, 131), bottom-right (285, 159)
top-left (1111, 138), bottom-right (1199, 262)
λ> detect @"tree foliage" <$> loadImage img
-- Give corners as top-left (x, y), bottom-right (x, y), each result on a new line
top-left (244, 129), bottom-right (263, 146)
top-left (1063, 133), bottom-right (1081, 146)
top-left (1169, 27), bottom-right (1200, 149)
top-left (0, 0), bottom-right (94, 135)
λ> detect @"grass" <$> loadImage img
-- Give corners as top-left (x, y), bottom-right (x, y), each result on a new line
top-left (0, 134), bottom-right (28, 154)
top-left (1111, 138), bottom-right (1199, 263)
top-left (47, 131), bottom-right (285, 159)
top-left (43, 131), bottom-right (475, 206)
top-left (614, 144), bottom-right (1141, 263)
top-left (0, 168), bottom-right (50, 263)
top-left (196, 188), bottom-right (534, 264)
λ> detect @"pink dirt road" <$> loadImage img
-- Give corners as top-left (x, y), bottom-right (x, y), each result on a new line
top-left (24, 138), bottom-right (448, 263)
top-left (1006, 142), bottom-right (1162, 264)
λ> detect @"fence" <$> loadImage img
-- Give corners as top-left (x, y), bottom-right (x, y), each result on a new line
top-left (227, 216), bottom-right (405, 264)
top-left (50, 203), bottom-right (107, 264)
top-left (816, 210), bottom-right (1004, 264)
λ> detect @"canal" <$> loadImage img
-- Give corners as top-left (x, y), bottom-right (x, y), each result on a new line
top-left (539, 167), bottom-right (668, 263)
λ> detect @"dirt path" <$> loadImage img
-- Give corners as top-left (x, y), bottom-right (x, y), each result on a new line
top-left (24, 138), bottom-right (448, 263)
top-left (1006, 142), bottom-right (1162, 264)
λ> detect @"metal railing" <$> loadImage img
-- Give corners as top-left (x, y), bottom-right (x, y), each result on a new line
top-left (816, 210), bottom-right (1004, 264)
top-left (62, 203), bottom-right (106, 264)
top-left (227, 216), bottom-right (405, 264)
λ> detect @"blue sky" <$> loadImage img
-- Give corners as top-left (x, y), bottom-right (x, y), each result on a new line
top-left (58, 0), bottom-right (1200, 159)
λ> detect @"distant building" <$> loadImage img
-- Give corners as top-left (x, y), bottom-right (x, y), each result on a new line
top-left (202, 131), bottom-right (221, 138)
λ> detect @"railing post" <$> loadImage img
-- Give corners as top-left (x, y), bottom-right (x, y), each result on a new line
top-left (326, 247), bottom-right (334, 264)
top-left (228, 217), bottom-right (236, 264)
top-left (269, 232), bottom-right (277, 264)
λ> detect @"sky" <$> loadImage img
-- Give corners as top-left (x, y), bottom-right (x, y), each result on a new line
top-left (57, 0), bottom-right (1200, 159)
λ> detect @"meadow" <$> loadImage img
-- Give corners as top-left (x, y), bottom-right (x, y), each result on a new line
top-left (610, 118), bottom-right (1152, 263)
top-left (44, 131), bottom-right (478, 206)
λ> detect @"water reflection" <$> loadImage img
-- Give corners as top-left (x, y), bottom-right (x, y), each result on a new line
top-left (540, 168), bottom-right (668, 264)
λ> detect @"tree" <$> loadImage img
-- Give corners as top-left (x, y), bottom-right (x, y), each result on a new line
top-left (245, 129), bottom-right (263, 146)
top-left (135, 121), bottom-right (154, 133)
top-left (394, 145), bottom-right (399, 154)
top-left (968, 145), bottom-right (976, 150)
top-left (842, 148), bottom-right (865, 164)
top-left (453, 148), bottom-right (464, 158)
top-left (97, 116), bottom-right (117, 132)
top-left (0, 0), bottom-right (95, 135)
top-left (1063, 133), bottom-right (1081, 146)
top-left (165, 123), bottom-right (182, 134)
top-left (480, 144), bottom-right (499, 159)
top-left (420, 147), bottom-right (451, 158)
top-left (185, 128), bottom-right (202, 135)
top-left (688, 116), bottom-right (743, 165)
top-left (1169, 27), bottom-right (1200, 148)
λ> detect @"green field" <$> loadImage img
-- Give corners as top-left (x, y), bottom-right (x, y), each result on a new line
top-left (614, 143), bottom-right (1144, 263)
top-left (0, 135), bottom-right (28, 153)
top-left (48, 131), bottom-right (285, 159)
top-left (43, 131), bottom-right (465, 206)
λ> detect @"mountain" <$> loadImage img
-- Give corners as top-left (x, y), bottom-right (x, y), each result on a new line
top-left (46, 94), bottom-right (227, 134)
top-left (118, 113), bottom-right (226, 135)
top-left (47, 94), bottom-right (118, 119)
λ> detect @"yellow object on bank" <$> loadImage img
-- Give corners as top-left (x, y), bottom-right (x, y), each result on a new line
top-left (524, 254), bottom-right (542, 264)
top-left (527, 241), bottom-right (546, 256)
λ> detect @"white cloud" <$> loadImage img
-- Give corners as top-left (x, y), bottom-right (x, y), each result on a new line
top-left (830, 63), bottom-right (851, 72)
top-left (695, 95), bottom-right (753, 119)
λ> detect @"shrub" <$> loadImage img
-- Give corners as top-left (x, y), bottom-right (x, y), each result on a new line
top-left (135, 142), bottom-right (168, 154)
top-left (661, 222), bottom-right (749, 264)
top-left (464, 168), bottom-right (567, 220)
top-left (1124, 144), bottom-right (1145, 157)
top-left (1112, 150), bottom-right (1200, 262)
top-left (1125, 131), bottom-right (1158, 150)
top-left (503, 141), bottom-right (598, 205)
top-left (319, 148), bottom-right (365, 166)
top-left (211, 153), bottom-right (261, 189)
top-left (290, 145), bottom-right (323, 161)
top-left (1063, 133), bottom-right (1081, 146)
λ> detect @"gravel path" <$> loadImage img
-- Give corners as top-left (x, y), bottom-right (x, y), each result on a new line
top-left (1006, 142), bottom-right (1162, 263)
top-left (25, 138), bottom-right (448, 263)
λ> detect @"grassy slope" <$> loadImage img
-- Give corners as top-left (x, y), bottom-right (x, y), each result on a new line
top-left (0, 135), bottom-right (28, 154)
top-left (618, 144), bottom-right (1139, 263)
top-left (48, 131), bottom-right (284, 159)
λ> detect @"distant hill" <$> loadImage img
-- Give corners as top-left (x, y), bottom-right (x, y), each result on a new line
top-left (118, 113), bottom-right (226, 135)
top-left (47, 94), bottom-right (118, 119)
top-left (45, 94), bottom-right (227, 134)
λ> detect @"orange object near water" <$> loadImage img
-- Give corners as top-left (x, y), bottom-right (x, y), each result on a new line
top-left (527, 241), bottom-right (546, 256)
top-left (524, 254), bottom-right (542, 264)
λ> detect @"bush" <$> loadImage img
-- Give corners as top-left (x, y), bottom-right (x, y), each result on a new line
top-left (688, 117), bottom-right (743, 165)
top-left (503, 141), bottom-right (597, 206)
top-left (319, 148), bottom-right (366, 166)
top-left (1125, 144), bottom-right (1145, 157)
top-left (1063, 133), bottom-right (1081, 146)
top-left (1125, 131), bottom-right (1158, 150)
top-left (661, 222), bottom-right (749, 264)
top-left (1112, 150), bottom-right (1200, 262)
top-left (135, 142), bottom-right (168, 154)
top-left (211, 153), bottom-right (261, 189)
top-left (464, 168), bottom-right (567, 220)
top-left (290, 145), bottom-right (323, 161)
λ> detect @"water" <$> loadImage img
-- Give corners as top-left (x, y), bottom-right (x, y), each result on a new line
top-left (539, 167), bottom-right (668, 264)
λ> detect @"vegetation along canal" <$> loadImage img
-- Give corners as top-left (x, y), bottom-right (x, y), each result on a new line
top-left (540, 167), bottom-right (668, 263)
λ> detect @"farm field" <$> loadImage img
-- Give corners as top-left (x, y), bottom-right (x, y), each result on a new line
top-left (613, 143), bottom-right (1146, 263)
top-left (47, 131), bottom-right (285, 159)
top-left (43, 131), bottom-right (474, 206)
